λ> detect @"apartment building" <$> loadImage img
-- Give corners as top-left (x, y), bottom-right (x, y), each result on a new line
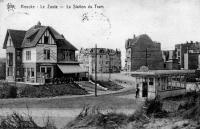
top-left (125, 34), bottom-right (164, 71)
top-left (78, 48), bottom-right (121, 74)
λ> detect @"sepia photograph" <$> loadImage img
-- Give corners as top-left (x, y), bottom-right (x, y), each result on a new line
top-left (0, 0), bottom-right (200, 128)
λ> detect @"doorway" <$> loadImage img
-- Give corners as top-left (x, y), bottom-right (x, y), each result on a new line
top-left (142, 82), bottom-right (148, 97)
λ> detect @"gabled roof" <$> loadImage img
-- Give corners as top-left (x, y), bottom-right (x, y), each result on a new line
top-left (21, 23), bottom-right (76, 50)
top-left (3, 29), bottom-right (26, 49)
top-left (3, 22), bottom-right (78, 50)
top-left (21, 25), bottom-right (48, 48)
top-left (57, 39), bottom-right (78, 50)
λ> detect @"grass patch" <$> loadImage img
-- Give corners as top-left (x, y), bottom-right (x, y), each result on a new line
top-left (96, 80), bottom-right (124, 91)
top-left (0, 83), bottom-right (88, 98)
top-left (18, 83), bottom-right (88, 98)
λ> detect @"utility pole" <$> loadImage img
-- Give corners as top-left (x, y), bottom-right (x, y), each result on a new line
top-left (145, 48), bottom-right (148, 66)
top-left (109, 53), bottom-right (111, 81)
top-left (95, 44), bottom-right (97, 97)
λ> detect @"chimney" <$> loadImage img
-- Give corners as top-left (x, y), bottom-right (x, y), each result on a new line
top-left (37, 21), bottom-right (41, 26)
top-left (133, 34), bottom-right (136, 39)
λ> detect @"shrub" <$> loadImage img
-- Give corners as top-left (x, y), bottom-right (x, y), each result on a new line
top-left (0, 112), bottom-right (57, 129)
top-left (0, 85), bottom-right (17, 98)
top-left (183, 96), bottom-right (200, 122)
top-left (8, 86), bottom-right (17, 98)
top-left (65, 105), bottom-right (129, 129)
top-left (144, 99), bottom-right (167, 118)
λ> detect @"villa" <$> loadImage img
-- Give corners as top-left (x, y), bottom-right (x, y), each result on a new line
top-left (3, 22), bottom-right (87, 84)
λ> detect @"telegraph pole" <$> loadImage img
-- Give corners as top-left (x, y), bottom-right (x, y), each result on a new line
top-left (95, 44), bottom-right (97, 97)
top-left (145, 48), bottom-right (148, 66)
top-left (109, 53), bottom-right (111, 80)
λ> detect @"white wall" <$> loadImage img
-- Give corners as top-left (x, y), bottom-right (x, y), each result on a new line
top-left (22, 47), bottom-right (37, 63)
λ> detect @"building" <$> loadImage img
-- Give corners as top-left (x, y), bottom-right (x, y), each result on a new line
top-left (162, 50), bottom-right (179, 70)
top-left (129, 69), bottom-right (195, 99)
top-left (184, 52), bottom-right (200, 70)
top-left (78, 48), bottom-right (121, 74)
top-left (175, 41), bottom-right (200, 69)
top-left (3, 22), bottom-right (87, 84)
top-left (125, 34), bottom-right (164, 71)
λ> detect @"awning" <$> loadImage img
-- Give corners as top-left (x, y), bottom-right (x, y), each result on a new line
top-left (57, 65), bottom-right (87, 74)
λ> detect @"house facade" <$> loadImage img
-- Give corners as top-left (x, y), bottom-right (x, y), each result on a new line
top-left (3, 22), bottom-right (87, 84)
top-left (78, 48), bottom-right (121, 74)
top-left (125, 34), bottom-right (164, 71)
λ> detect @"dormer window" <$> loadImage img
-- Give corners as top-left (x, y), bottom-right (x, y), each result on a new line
top-left (44, 36), bottom-right (49, 44)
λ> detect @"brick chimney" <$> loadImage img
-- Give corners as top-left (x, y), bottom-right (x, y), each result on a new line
top-left (133, 34), bottom-right (136, 39)
top-left (37, 21), bottom-right (41, 26)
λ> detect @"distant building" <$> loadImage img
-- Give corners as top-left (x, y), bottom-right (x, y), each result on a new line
top-left (125, 34), bottom-right (164, 71)
top-left (78, 48), bottom-right (121, 74)
top-left (184, 52), bottom-right (200, 70)
top-left (162, 50), bottom-right (179, 70)
top-left (175, 41), bottom-right (200, 69)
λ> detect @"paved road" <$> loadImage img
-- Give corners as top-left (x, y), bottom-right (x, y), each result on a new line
top-left (0, 85), bottom-right (139, 129)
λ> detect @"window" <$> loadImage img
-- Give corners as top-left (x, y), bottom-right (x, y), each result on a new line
top-left (17, 51), bottom-right (21, 61)
top-left (26, 51), bottom-right (31, 60)
top-left (24, 68), bottom-right (26, 77)
top-left (31, 68), bottom-right (34, 77)
top-left (7, 67), bottom-right (13, 76)
top-left (7, 53), bottom-right (13, 66)
top-left (41, 67), bottom-right (45, 74)
top-left (46, 67), bottom-right (52, 78)
top-left (27, 68), bottom-right (30, 78)
top-left (16, 68), bottom-right (20, 76)
top-left (44, 49), bottom-right (50, 60)
top-left (40, 66), bottom-right (53, 78)
top-left (178, 51), bottom-right (180, 56)
top-left (44, 36), bottom-right (49, 44)
top-left (149, 78), bottom-right (154, 85)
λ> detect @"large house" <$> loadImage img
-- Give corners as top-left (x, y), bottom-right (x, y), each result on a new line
top-left (3, 22), bottom-right (87, 84)
top-left (78, 48), bottom-right (121, 74)
top-left (125, 34), bottom-right (164, 71)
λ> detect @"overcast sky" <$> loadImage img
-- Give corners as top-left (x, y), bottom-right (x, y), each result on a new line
top-left (0, 0), bottom-right (200, 66)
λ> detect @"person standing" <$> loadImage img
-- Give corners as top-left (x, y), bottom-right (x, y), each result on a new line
top-left (136, 84), bottom-right (140, 98)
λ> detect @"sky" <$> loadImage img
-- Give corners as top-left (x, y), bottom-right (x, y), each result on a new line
top-left (0, 0), bottom-right (200, 67)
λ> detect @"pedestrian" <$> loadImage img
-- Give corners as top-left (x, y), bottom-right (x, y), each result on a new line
top-left (136, 84), bottom-right (140, 98)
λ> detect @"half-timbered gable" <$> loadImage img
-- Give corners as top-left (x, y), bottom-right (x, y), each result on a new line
top-left (36, 29), bottom-right (57, 63)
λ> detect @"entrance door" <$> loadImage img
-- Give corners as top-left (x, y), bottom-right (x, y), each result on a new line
top-left (142, 82), bottom-right (148, 97)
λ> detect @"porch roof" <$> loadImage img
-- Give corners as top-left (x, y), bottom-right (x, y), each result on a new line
top-left (57, 64), bottom-right (87, 74)
top-left (129, 70), bottom-right (196, 77)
